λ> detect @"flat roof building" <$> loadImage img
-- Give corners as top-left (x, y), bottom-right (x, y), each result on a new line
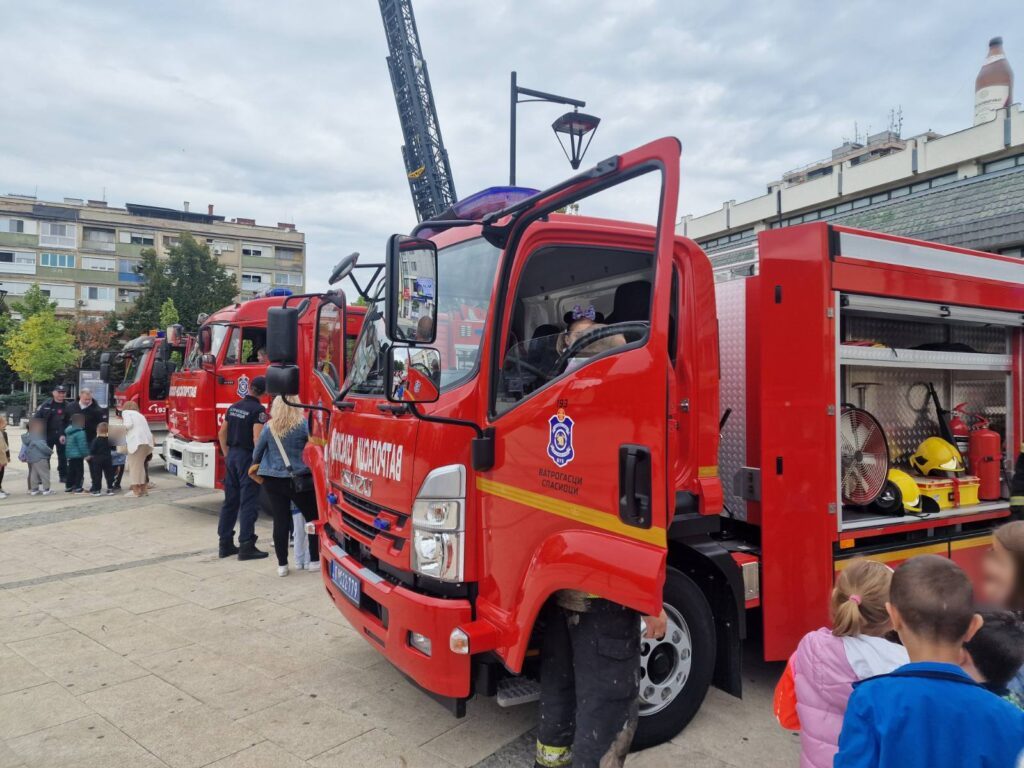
top-left (0, 196), bottom-right (305, 317)
top-left (680, 106), bottom-right (1024, 278)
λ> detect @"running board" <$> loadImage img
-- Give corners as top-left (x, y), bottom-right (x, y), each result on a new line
top-left (496, 676), bottom-right (541, 707)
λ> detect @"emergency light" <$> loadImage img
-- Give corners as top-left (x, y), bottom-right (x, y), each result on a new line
top-left (264, 287), bottom-right (294, 298)
top-left (418, 186), bottom-right (539, 237)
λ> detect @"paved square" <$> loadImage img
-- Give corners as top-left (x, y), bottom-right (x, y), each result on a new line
top-left (0, 441), bottom-right (798, 767)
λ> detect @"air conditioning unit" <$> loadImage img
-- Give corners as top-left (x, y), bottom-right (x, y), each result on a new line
top-left (214, 247), bottom-right (222, 255)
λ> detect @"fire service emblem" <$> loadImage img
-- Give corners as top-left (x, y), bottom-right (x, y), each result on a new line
top-left (236, 374), bottom-right (250, 398)
top-left (547, 408), bottom-right (575, 468)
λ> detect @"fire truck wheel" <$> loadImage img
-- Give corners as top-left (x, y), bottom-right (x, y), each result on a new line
top-left (632, 567), bottom-right (715, 751)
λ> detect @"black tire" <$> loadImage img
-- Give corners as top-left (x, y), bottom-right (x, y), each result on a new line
top-left (631, 567), bottom-right (716, 751)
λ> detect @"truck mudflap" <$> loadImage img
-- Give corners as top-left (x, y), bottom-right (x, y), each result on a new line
top-left (321, 543), bottom-right (474, 700)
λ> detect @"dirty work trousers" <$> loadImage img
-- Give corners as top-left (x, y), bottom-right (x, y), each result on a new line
top-left (536, 601), bottom-right (641, 768)
top-left (218, 449), bottom-right (259, 544)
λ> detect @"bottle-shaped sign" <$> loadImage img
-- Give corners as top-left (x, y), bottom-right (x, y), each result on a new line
top-left (975, 37), bottom-right (1013, 125)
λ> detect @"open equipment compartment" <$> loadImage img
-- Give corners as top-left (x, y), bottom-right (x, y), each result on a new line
top-left (837, 295), bottom-right (1018, 530)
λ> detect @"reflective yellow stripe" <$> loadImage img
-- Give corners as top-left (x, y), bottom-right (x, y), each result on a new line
top-left (535, 742), bottom-right (572, 768)
top-left (476, 477), bottom-right (667, 547)
top-left (950, 535), bottom-right (993, 552)
top-left (834, 542), bottom-right (947, 571)
top-left (698, 465), bottom-right (718, 478)
top-left (1010, 495), bottom-right (1024, 506)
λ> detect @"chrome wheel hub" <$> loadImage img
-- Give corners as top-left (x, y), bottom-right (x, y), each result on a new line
top-left (638, 604), bottom-right (692, 716)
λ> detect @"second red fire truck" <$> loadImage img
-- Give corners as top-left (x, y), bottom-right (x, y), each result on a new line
top-left (265, 138), bottom-right (1023, 747)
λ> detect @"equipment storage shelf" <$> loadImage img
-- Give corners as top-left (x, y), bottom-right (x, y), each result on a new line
top-left (837, 294), bottom-right (1019, 533)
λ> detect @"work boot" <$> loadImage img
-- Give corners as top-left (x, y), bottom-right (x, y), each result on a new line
top-left (218, 537), bottom-right (239, 558)
top-left (238, 537), bottom-right (268, 561)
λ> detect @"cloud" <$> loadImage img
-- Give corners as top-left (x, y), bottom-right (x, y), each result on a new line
top-left (0, 0), bottom-right (1016, 291)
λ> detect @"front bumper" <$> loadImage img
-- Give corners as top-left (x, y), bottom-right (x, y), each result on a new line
top-left (321, 541), bottom-right (474, 699)
top-left (163, 435), bottom-right (218, 489)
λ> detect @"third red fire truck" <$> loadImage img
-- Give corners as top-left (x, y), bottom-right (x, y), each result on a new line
top-left (266, 138), bottom-right (1023, 747)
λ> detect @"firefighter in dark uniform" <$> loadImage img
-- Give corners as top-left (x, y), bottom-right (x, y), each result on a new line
top-left (35, 384), bottom-right (70, 483)
top-left (217, 376), bottom-right (270, 560)
top-left (535, 591), bottom-right (667, 768)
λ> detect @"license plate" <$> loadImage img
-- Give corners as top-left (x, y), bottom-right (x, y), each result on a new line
top-left (167, 463), bottom-right (177, 475)
top-left (331, 560), bottom-right (361, 606)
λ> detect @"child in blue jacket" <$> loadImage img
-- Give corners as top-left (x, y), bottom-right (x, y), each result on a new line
top-left (64, 413), bottom-right (89, 493)
top-left (835, 555), bottom-right (1024, 768)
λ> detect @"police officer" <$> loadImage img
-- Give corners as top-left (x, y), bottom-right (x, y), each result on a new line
top-left (217, 376), bottom-right (269, 560)
top-left (35, 384), bottom-right (70, 483)
top-left (535, 591), bottom-right (667, 768)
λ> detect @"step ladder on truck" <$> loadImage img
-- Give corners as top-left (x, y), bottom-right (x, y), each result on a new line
top-left (263, 137), bottom-right (1024, 749)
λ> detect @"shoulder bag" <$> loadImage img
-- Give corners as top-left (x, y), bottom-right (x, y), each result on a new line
top-left (269, 429), bottom-right (314, 494)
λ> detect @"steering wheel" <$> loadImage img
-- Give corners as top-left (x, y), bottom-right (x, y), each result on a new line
top-left (553, 321), bottom-right (650, 373)
top-left (319, 361), bottom-right (340, 385)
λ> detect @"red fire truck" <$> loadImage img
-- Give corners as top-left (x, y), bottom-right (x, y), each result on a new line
top-left (164, 293), bottom-right (366, 488)
top-left (100, 333), bottom-right (184, 428)
top-left (266, 138), bottom-right (1023, 747)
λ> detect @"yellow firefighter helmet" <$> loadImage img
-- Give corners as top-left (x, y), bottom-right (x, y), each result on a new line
top-left (910, 437), bottom-right (965, 475)
top-left (887, 469), bottom-right (923, 513)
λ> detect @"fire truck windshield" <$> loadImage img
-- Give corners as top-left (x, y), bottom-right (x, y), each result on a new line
top-left (120, 350), bottom-right (149, 386)
top-left (346, 236), bottom-right (500, 395)
top-left (184, 324), bottom-right (230, 369)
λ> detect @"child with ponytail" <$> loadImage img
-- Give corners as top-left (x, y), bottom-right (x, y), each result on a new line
top-left (773, 558), bottom-right (909, 768)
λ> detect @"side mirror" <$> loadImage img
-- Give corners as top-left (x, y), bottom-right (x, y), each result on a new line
top-left (266, 365), bottom-right (300, 396)
top-left (267, 307), bottom-right (299, 364)
top-left (99, 352), bottom-right (111, 383)
top-left (386, 346), bottom-right (441, 404)
top-left (386, 234), bottom-right (438, 344)
top-left (200, 353), bottom-right (216, 371)
top-left (166, 324), bottom-right (184, 348)
top-left (329, 252), bottom-right (359, 286)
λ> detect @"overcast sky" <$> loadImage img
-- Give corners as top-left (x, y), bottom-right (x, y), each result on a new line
top-left (1, 1), bottom-right (1019, 291)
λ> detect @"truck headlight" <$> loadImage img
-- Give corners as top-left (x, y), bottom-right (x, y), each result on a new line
top-left (188, 453), bottom-right (205, 468)
top-left (412, 530), bottom-right (463, 582)
top-left (412, 499), bottom-right (461, 531)
top-left (410, 465), bottom-right (466, 583)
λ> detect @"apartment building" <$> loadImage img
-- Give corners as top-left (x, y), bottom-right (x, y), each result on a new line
top-left (680, 106), bottom-right (1024, 278)
top-left (0, 196), bottom-right (306, 317)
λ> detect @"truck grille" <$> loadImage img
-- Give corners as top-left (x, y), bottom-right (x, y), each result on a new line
top-left (333, 488), bottom-right (407, 552)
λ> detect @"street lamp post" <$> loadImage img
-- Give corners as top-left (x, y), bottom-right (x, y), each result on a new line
top-left (509, 71), bottom-right (598, 185)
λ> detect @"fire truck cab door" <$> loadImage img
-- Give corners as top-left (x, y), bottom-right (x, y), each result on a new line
top-left (480, 138), bottom-right (680, 652)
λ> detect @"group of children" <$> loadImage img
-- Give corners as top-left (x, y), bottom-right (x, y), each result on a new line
top-left (11, 415), bottom-right (126, 496)
top-left (775, 520), bottom-right (1024, 767)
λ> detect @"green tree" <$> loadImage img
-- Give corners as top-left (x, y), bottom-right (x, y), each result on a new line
top-left (125, 233), bottom-right (237, 334)
top-left (159, 297), bottom-right (180, 328)
top-left (3, 311), bottom-right (77, 411)
top-left (10, 284), bottom-right (57, 319)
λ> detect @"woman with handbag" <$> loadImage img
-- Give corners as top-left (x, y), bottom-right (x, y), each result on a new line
top-left (251, 396), bottom-right (319, 576)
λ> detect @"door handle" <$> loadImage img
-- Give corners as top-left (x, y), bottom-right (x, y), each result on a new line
top-left (218, 377), bottom-right (235, 385)
top-left (619, 444), bottom-right (652, 529)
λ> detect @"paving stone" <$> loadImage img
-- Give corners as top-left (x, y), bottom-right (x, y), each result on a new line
top-left (64, 607), bottom-right (191, 658)
top-left (118, 706), bottom-right (261, 768)
top-left (0, 683), bottom-right (92, 740)
top-left (0, 611), bottom-right (68, 643)
top-left (8, 629), bottom-right (147, 694)
top-left (81, 675), bottom-right (202, 729)
top-left (423, 698), bottom-right (537, 768)
top-left (204, 740), bottom-right (309, 768)
top-left (0, 645), bottom-right (50, 695)
top-left (8, 714), bottom-right (169, 768)
top-left (0, 740), bottom-right (24, 768)
top-left (312, 728), bottom-right (457, 768)
top-left (133, 644), bottom-right (268, 700)
top-left (237, 695), bottom-right (372, 760)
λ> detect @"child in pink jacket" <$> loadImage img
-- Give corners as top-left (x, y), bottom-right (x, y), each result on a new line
top-left (773, 559), bottom-right (908, 768)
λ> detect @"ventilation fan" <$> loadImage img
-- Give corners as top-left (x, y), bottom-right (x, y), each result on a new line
top-left (840, 406), bottom-right (890, 506)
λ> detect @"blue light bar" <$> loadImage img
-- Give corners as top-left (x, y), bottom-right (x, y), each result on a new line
top-left (264, 287), bottom-right (294, 297)
top-left (450, 186), bottom-right (538, 221)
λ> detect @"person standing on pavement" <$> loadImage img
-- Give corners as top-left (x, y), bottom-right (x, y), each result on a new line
top-left (21, 418), bottom-right (54, 495)
top-left (251, 396), bottom-right (319, 577)
top-left (119, 401), bottom-right (154, 498)
top-left (0, 416), bottom-right (9, 499)
top-left (535, 594), bottom-right (667, 768)
top-left (34, 384), bottom-right (70, 484)
top-left (63, 412), bottom-right (89, 493)
top-left (217, 375), bottom-right (269, 561)
top-left (65, 388), bottom-right (108, 445)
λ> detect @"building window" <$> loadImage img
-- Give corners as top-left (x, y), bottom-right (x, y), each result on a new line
top-left (163, 235), bottom-right (181, 249)
top-left (274, 271), bottom-right (303, 287)
top-left (889, 186), bottom-right (910, 199)
top-left (241, 272), bottom-right (269, 291)
top-left (82, 257), bottom-right (115, 271)
top-left (86, 286), bottom-right (115, 301)
top-left (39, 221), bottom-right (76, 248)
top-left (277, 247), bottom-right (301, 261)
top-left (206, 239), bottom-right (234, 253)
top-left (4, 219), bottom-right (24, 234)
top-left (40, 252), bottom-right (76, 268)
top-left (242, 244), bottom-right (271, 258)
top-left (82, 227), bottom-right (115, 251)
top-left (930, 173), bottom-right (956, 187)
top-left (119, 231), bottom-right (155, 246)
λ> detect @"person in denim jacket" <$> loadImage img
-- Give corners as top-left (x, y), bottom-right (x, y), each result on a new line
top-left (252, 397), bottom-right (319, 576)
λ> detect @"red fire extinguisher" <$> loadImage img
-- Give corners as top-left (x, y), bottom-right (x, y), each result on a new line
top-left (951, 403), bottom-right (971, 461)
top-left (968, 415), bottom-right (1002, 501)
